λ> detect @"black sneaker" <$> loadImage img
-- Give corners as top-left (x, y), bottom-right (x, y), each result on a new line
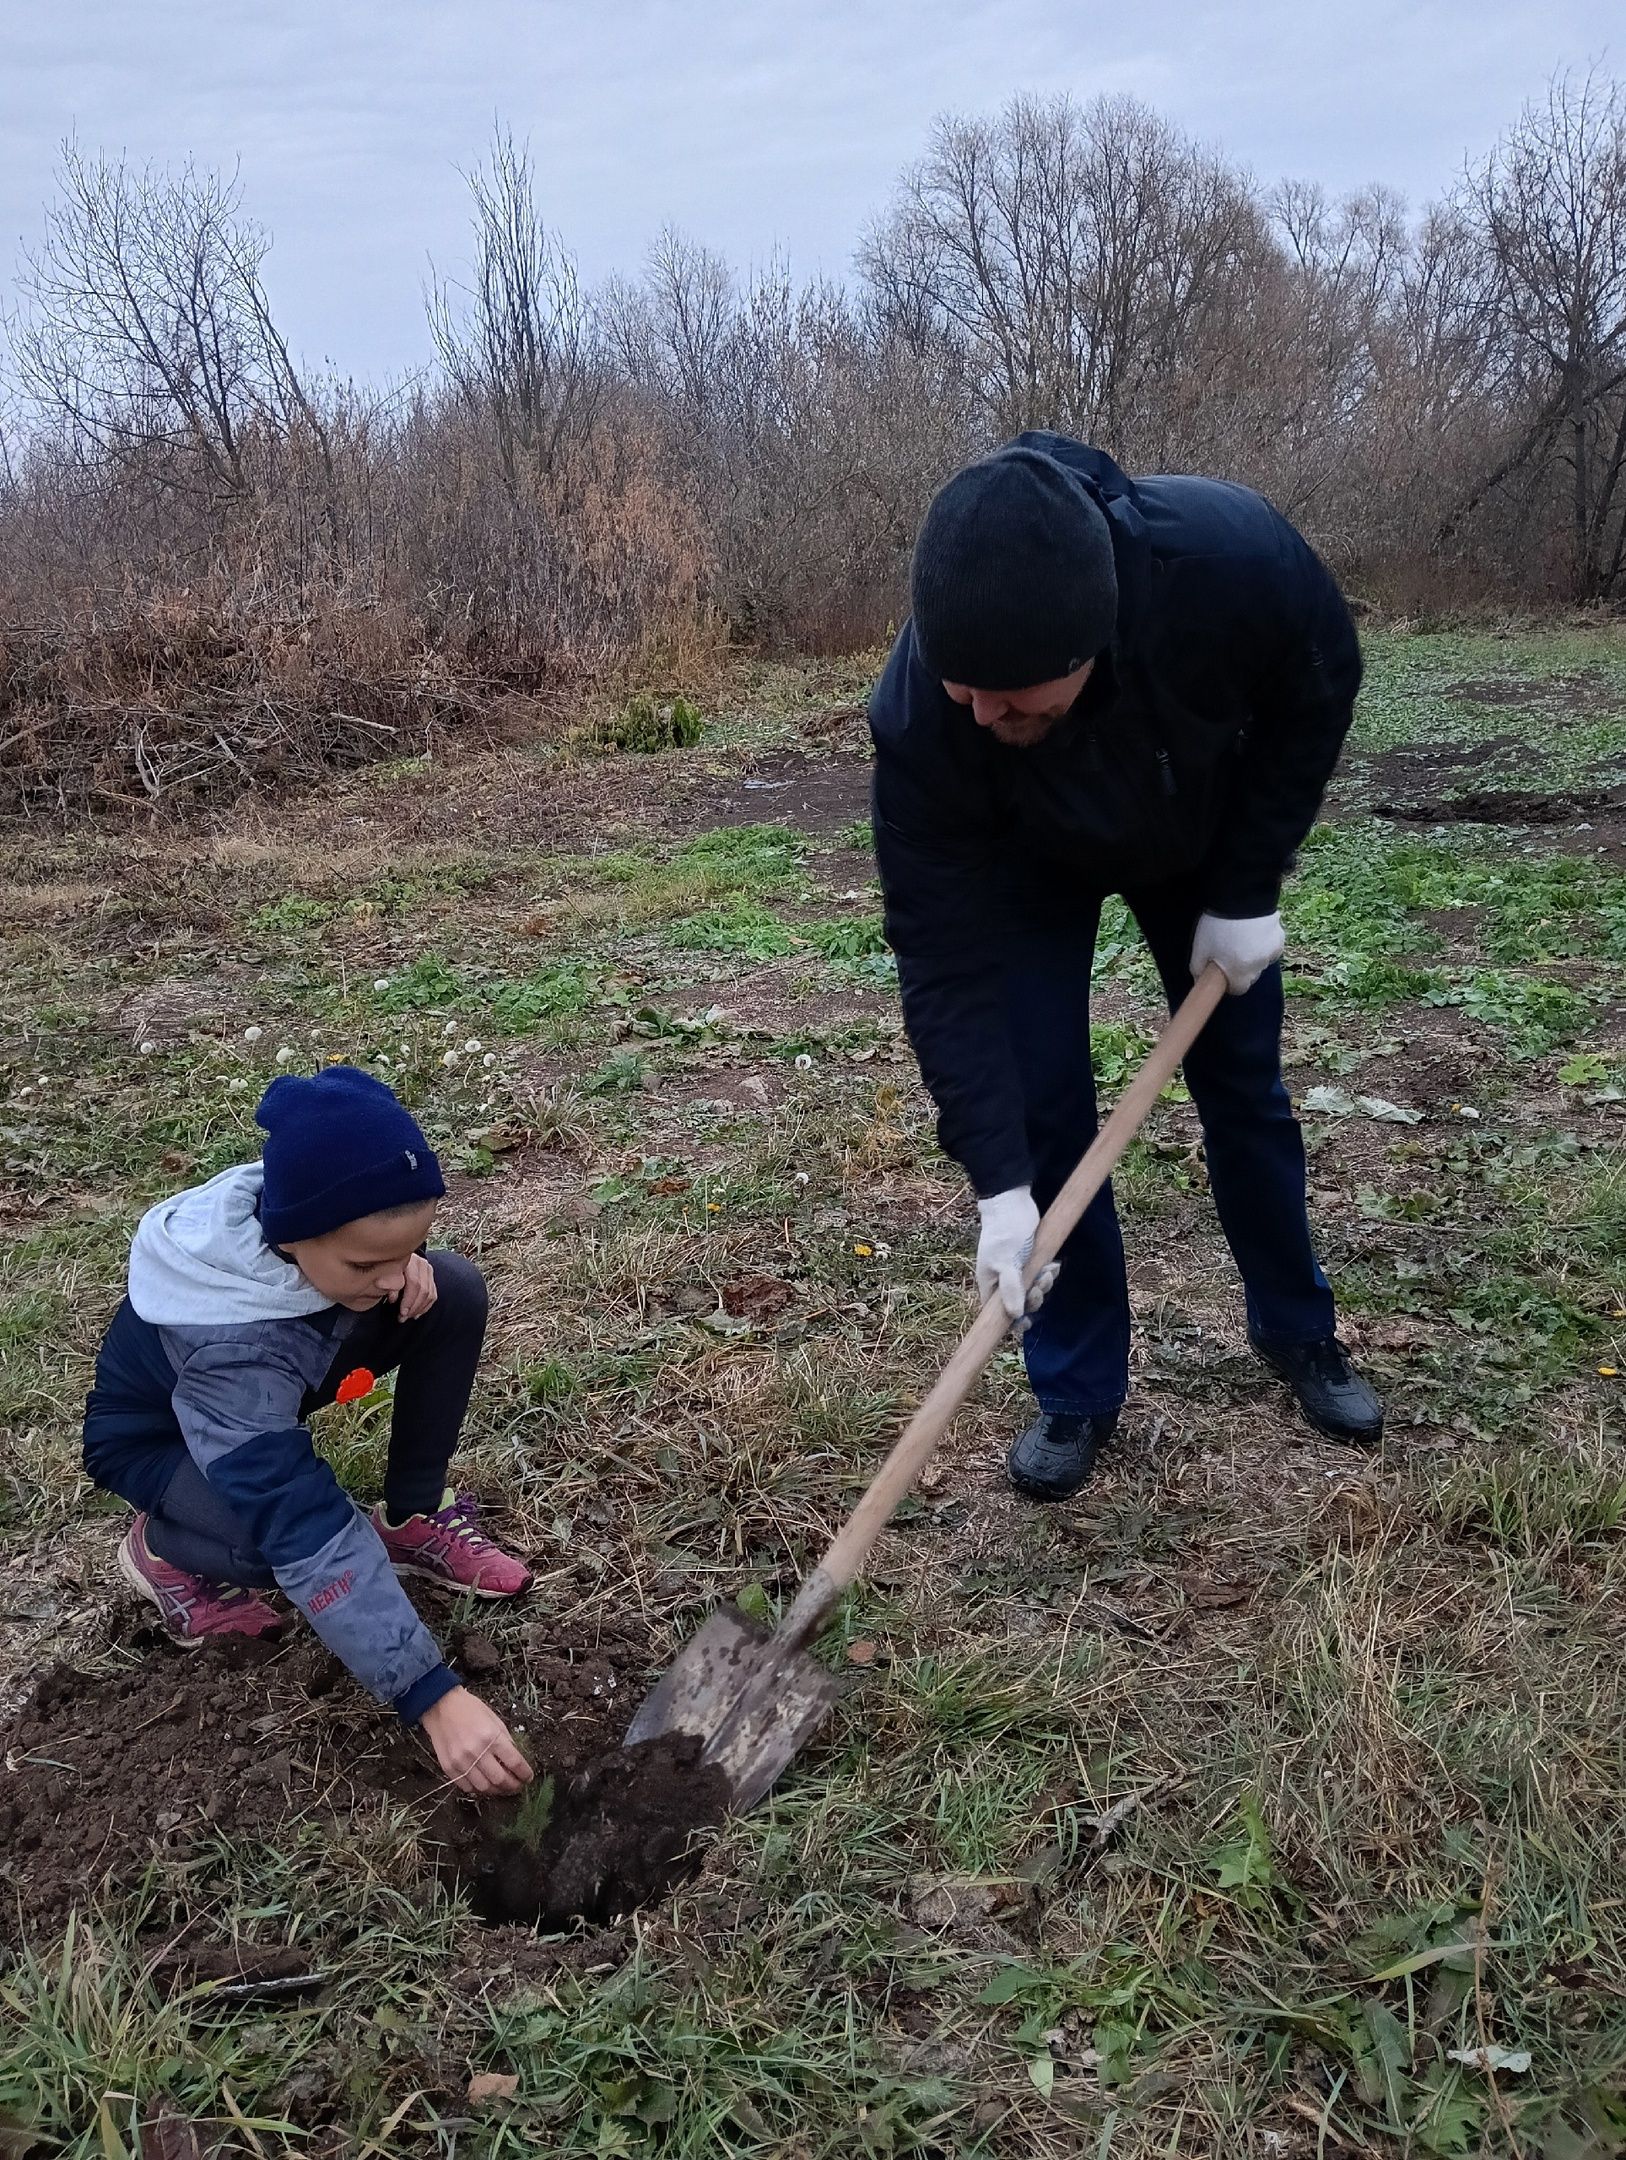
top-left (1007, 1411), bottom-right (1120, 1502)
top-left (1250, 1335), bottom-right (1383, 1445)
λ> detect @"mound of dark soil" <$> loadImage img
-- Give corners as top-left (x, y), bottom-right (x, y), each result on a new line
top-left (1374, 785), bottom-right (1622, 825)
top-left (0, 1608), bottom-right (725, 1940)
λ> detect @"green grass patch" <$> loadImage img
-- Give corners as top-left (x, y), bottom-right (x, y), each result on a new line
top-left (676, 822), bottom-right (803, 886)
top-left (1289, 824), bottom-right (1626, 970)
top-left (480, 1962), bottom-right (965, 2155)
top-left (487, 964), bottom-right (602, 1029)
top-left (1585, 1151), bottom-right (1626, 1261)
top-left (667, 899), bottom-right (799, 958)
top-left (1351, 626), bottom-right (1626, 793)
top-left (583, 1049), bottom-right (652, 1094)
top-left (249, 893), bottom-right (336, 935)
top-left (1424, 1440), bottom-right (1626, 1554)
top-left (801, 914), bottom-right (889, 962)
top-left (367, 955), bottom-right (605, 1031)
top-left (1422, 971), bottom-right (1591, 1056)
top-left (368, 954), bottom-right (464, 1010)
top-left (550, 824), bottom-right (805, 934)
top-left (1288, 955), bottom-right (1444, 1006)
top-left (667, 901), bottom-right (892, 970)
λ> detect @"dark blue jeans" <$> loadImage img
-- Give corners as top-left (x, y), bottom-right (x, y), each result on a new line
top-left (1011, 878), bottom-right (1335, 1417)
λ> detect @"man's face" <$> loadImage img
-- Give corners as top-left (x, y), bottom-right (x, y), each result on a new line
top-left (943, 660), bottom-right (1095, 748)
top-left (280, 1201), bottom-right (440, 1310)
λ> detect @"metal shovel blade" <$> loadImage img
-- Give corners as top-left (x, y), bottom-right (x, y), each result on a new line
top-left (622, 1605), bottom-right (843, 1814)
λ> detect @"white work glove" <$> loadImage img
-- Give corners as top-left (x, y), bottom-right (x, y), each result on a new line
top-left (1190, 910), bottom-right (1284, 996)
top-left (975, 1187), bottom-right (1060, 1326)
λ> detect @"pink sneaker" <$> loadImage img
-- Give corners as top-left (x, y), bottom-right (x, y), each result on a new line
top-left (117, 1516), bottom-right (283, 1646)
top-left (371, 1490), bottom-right (533, 1599)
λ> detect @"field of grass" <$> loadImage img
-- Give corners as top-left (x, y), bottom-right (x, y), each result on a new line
top-left (2, 630), bottom-right (1625, 2156)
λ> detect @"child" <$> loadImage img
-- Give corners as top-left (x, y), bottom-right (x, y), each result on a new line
top-left (83, 1065), bottom-right (534, 1797)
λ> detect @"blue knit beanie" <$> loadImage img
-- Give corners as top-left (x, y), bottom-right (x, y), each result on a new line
top-left (910, 444), bottom-right (1118, 690)
top-left (256, 1066), bottom-right (444, 1244)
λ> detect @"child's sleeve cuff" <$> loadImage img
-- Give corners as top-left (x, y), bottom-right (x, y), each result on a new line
top-left (394, 1662), bottom-right (460, 1725)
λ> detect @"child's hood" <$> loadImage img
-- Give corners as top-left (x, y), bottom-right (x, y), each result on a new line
top-left (129, 1161), bottom-right (335, 1326)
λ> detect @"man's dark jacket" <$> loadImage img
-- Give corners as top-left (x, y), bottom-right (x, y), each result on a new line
top-left (869, 432), bottom-right (1362, 1199)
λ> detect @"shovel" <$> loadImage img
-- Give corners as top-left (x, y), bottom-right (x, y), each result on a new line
top-left (624, 964), bottom-right (1229, 1809)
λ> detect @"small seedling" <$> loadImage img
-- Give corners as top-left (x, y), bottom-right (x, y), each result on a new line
top-left (503, 1770), bottom-right (556, 1850)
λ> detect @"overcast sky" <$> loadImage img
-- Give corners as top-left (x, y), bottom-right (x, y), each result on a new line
top-left (0, 0), bottom-right (1616, 384)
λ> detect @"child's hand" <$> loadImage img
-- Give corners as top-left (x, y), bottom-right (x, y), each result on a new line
top-left (420, 1687), bottom-right (534, 1796)
top-left (395, 1253), bottom-right (438, 1322)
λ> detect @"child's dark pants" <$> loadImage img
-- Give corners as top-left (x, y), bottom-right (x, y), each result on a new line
top-left (144, 1251), bottom-right (488, 1587)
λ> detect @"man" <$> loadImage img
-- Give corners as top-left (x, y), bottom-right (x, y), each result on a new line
top-left (869, 432), bottom-right (1382, 1502)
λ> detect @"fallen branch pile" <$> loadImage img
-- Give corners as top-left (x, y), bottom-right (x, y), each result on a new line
top-left (0, 608), bottom-right (540, 817)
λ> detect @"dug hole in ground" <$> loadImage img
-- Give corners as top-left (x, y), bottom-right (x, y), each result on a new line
top-left (0, 1596), bottom-right (734, 1939)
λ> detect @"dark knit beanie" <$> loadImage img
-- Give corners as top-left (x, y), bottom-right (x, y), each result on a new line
top-left (256, 1065), bottom-right (444, 1244)
top-left (910, 445), bottom-right (1119, 690)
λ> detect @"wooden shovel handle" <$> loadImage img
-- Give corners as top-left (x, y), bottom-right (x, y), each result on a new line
top-left (777, 964), bottom-right (1229, 1650)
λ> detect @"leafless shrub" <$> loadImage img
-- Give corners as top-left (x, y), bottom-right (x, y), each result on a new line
top-left (428, 129), bottom-right (602, 493)
top-left (1448, 70), bottom-right (1626, 599)
top-left (605, 240), bottom-right (974, 647)
top-left (0, 592), bottom-right (489, 816)
top-left (7, 141), bottom-right (340, 568)
top-left (4, 75), bottom-right (1626, 821)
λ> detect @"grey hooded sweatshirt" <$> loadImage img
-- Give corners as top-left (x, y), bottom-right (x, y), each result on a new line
top-left (84, 1162), bottom-right (457, 1723)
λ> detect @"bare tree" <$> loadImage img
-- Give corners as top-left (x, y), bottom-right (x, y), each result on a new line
top-left (428, 128), bottom-right (600, 495)
top-left (601, 228), bottom-right (734, 428)
top-left (861, 94), bottom-right (1265, 454)
top-left (7, 141), bottom-right (331, 526)
top-left (1454, 70), bottom-right (1626, 596)
top-left (1260, 183), bottom-right (1404, 509)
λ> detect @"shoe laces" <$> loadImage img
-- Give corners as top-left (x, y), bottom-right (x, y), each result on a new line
top-left (200, 1579), bottom-right (269, 1613)
top-left (433, 1490), bottom-right (494, 1552)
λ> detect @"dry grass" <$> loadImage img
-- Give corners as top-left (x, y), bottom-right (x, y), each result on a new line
top-left (3, 630), bottom-right (1626, 2154)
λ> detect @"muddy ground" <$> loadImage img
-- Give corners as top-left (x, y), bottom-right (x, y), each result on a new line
top-left (0, 1599), bottom-right (724, 1942)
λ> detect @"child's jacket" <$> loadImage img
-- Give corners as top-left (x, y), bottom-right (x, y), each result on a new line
top-left (84, 1162), bottom-right (456, 1723)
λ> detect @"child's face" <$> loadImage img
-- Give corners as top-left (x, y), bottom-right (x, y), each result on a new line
top-left (280, 1201), bottom-right (441, 1310)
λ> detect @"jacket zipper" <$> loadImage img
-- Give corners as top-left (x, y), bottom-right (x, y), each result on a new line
top-left (1156, 748), bottom-right (1177, 797)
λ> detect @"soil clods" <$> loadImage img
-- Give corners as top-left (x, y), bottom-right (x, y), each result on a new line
top-left (453, 1733), bottom-right (729, 1927)
top-left (1373, 784), bottom-right (1623, 824)
top-left (0, 1605), bottom-right (725, 1941)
